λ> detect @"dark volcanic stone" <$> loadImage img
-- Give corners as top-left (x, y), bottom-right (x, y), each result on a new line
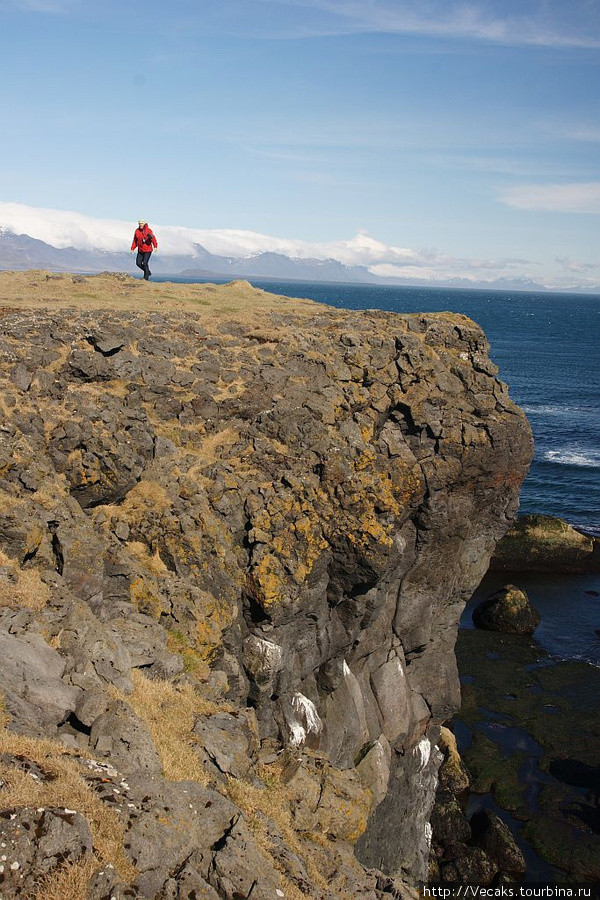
top-left (470, 809), bottom-right (526, 878)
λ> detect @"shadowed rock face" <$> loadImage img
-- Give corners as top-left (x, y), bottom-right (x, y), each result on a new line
top-left (0, 295), bottom-right (533, 892)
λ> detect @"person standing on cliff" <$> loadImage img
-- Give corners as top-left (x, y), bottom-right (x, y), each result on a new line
top-left (131, 219), bottom-right (158, 280)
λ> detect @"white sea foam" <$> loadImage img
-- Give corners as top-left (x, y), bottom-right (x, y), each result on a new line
top-left (544, 449), bottom-right (600, 468)
top-left (521, 404), bottom-right (580, 416)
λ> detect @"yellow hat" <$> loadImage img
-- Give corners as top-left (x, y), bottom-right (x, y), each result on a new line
top-left (138, 219), bottom-right (147, 226)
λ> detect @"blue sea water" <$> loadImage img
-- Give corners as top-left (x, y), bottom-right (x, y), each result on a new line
top-left (166, 277), bottom-right (600, 536)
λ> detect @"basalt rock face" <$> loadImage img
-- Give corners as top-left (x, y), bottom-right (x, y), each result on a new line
top-left (0, 294), bottom-right (533, 897)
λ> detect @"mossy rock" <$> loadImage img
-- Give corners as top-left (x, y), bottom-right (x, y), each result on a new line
top-left (462, 732), bottom-right (530, 817)
top-left (491, 514), bottom-right (599, 573)
top-left (523, 813), bottom-right (600, 882)
top-left (472, 584), bottom-right (540, 634)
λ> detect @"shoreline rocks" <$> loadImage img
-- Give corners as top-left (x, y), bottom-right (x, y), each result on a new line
top-left (491, 514), bottom-right (600, 574)
top-left (472, 584), bottom-right (540, 635)
top-left (429, 731), bottom-right (526, 885)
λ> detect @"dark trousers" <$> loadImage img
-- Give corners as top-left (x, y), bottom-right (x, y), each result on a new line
top-left (136, 250), bottom-right (153, 280)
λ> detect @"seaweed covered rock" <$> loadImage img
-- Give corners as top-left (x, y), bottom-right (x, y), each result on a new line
top-left (472, 584), bottom-right (540, 634)
top-left (491, 514), bottom-right (600, 573)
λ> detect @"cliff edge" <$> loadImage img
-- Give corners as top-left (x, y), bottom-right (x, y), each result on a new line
top-left (0, 272), bottom-right (533, 899)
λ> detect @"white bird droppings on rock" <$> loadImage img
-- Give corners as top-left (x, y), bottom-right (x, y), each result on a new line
top-left (288, 692), bottom-right (323, 747)
top-left (415, 737), bottom-right (431, 771)
top-left (424, 822), bottom-right (433, 848)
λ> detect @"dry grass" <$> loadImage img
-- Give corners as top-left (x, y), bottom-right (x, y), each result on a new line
top-left (33, 855), bottom-right (101, 900)
top-left (192, 425), bottom-right (243, 466)
top-left (0, 692), bottom-right (9, 729)
top-left (0, 727), bottom-right (137, 882)
top-left (124, 540), bottom-right (170, 576)
top-left (108, 674), bottom-right (327, 895)
top-left (104, 479), bottom-right (173, 528)
top-left (164, 629), bottom-right (211, 679)
top-left (111, 670), bottom-right (230, 785)
top-left (0, 681), bottom-right (334, 899)
top-left (0, 549), bottom-right (50, 611)
top-left (226, 763), bottom-right (329, 893)
top-left (65, 379), bottom-right (129, 400)
top-left (0, 271), bottom-right (318, 331)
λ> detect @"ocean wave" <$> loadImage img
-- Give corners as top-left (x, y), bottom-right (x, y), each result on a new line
top-left (521, 404), bottom-right (589, 416)
top-left (543, 448), bottom-right (600, 468)
top-left (571, 522), bottom-right (600, 537)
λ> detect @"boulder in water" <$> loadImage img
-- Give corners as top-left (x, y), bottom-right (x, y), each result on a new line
top-left (473, 584), bottom-right (540, 634)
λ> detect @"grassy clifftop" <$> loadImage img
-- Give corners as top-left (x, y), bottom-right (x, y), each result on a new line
top-left (0, 269), bottom-right (317, 320)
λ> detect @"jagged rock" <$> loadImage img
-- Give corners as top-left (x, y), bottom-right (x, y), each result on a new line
top-left (470, 809), bottom-right (526, 878)
top-left (0, 806), bottom-right (93, 896)
top-left (320, 661), bottom-right (372, 768)
top-left (0, 628), bottom-right (80, 735)
top-left (52, 519), bottom-right (106, 603)
top-left (0, 509), bottom-right (47, 565)
top-left (52, 597), bottom-right (134, 693)
top-left (430, 788), bottom-right (471, 846)
top-left (473, 584), bottom-right (540, 634)
top-left (283, 751), bottom-right (372, 842)
top-left (370, 652), bottom-right (411, 743)
top-left (87, 329), bottom-right (126, 355)
top-left (439, 845), bottom-right (498, 885)
top-left (355, 736), bottom-right (392, 808)
top-left (121, 776), bottom-right (241, 897)
top-left (437, 726), bottom-right (470, 795)
top-left (10, 361), bottom-right (32, 392)
top-left (89, 700), bottom-right (162, 774)
top-left (88, 867), bottom-right (145, 899)
top-left (193, 710), bottom-right (259, 779)
top-left (74, 687), bottom-right (111, 728)
top-left (108, 609), bottom-right (183, 673)
top-left (356, 733), bottom-right (444, 880)
top-left (159, 869), bottom-right (220, 899)
top-left (196, 818), bottom-right (283, 900)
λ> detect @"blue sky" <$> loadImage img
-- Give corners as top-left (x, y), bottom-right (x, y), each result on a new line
top-left (1, 0), bottom-right (599, 287)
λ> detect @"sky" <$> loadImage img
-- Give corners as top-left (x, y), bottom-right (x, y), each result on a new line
top-left (0, 0), bottom-right (599, 288)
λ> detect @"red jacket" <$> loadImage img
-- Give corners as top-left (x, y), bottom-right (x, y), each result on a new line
top-left (131, 226), bottom-right (157, 252)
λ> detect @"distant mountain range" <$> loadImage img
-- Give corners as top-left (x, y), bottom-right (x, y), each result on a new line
top-left (0, 227), bottom-right (380, 284)
top-left (1, 226), bottom-right (597, 294)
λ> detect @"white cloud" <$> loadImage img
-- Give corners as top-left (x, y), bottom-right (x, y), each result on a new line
top-left (556, 256), bottom-right (600, 274)
top-left (0, 200), bottom-right (587, 289)
top-left (0, 0), bottom-right (75, 10)
top-left (0, 201), bottom-right (421, 266)
top-left (270, 0), bottom-right (600, 48)
top-left (371, 253), bottom-right (537, 282)
top-left (499, 182), bottom-right (600, 214)
top-left (566, 127), bottom-right (600, 144)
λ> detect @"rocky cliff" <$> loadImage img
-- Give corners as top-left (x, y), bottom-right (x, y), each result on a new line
top-left (0, 273), bottom-right (533, 899)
